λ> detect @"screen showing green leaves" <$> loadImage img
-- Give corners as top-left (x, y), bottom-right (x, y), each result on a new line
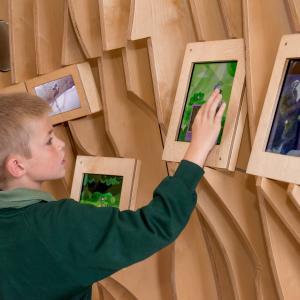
top-left (177, 61), bottom-right (237, 144)
top-left (80, 173), bottom-right (123, 208)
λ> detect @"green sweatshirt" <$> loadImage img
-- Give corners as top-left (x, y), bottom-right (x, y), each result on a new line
top-left (0, 160), bottom-right (203, 300)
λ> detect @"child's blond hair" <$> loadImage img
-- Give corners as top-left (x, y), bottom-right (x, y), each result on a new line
top-left (0, 93), bottom-right (50, 179)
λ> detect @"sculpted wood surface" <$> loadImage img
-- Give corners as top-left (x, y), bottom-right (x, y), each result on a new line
top-left (98, 0), bottom-right (130, 50)
top-left (197, 180), bottom-right (258, 300)
top-left (68, 0), bottom-right (102, 58)
top-left (243, 0), bottom-right (292, 139)
top-left (61, 0), bottom-right (86, 66)
top-left (98, 51), bottom-right (172, 300)
top-left (34, 0), bottom-right (65, 74)
top-left (2, 1), bottom-right (300, 299)
top-left (9, 0), bottom-right (37, 82)
top-left (189, 0), bottom-right (227, 41)
top-left (128, 0), bottom-right (197, 132)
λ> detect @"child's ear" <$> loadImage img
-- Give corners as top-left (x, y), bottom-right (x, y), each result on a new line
top-left (5, 155), bottom-right (26, 178)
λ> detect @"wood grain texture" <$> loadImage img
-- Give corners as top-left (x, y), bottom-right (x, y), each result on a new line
top-left (189, 0), bottom-right (227, 41)
top-left (218, 0), bottom-right (243, 38)
top-left (98, 51), bottom-right (172, 300)
top-left (204, 169), bottom-right (280, 300)
top-left (3, 1), bottom-right (300, 299)
top-left (129, 0), bottom-right (197, 132)
top-left (68, 0), bottom-right (102, 58)
top-left (287, 184), bottom-right (300, 212)
top-left (285, 0), bottom-right (300, 31)
top-left (174, 211), bottom-right (219, 300)
top-left (34, 0), bottom-right (65, 74)
top-left (122, 39), bottom-right (156, 115)
top-left (243, 0), bottom-right (292, 140)
top-left (9, 0), bottom-right (37, 83)
top-left (68, 113), bottom-right (115, 156)
top-left (61, 0), bottom-right (86, 65)
top-left (98, 0), bottom-right (130, 50)
top-left (259, 194), bottom-right (300, 300)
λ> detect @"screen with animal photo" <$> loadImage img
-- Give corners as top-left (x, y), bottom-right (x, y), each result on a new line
top-left (34, 75), bottom-right (81, 116)
top-left (177, 61), bottom-right (237, 144)
top-left (266, 59), bottom-right (300, 157)
top-left (79, 173), bottom-right (123, 208)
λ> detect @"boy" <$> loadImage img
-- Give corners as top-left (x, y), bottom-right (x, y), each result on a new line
top-left (0, 90), bottom-right (224, 299)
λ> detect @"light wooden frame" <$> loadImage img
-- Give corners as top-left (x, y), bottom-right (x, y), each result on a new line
top-left (162, 39), bottom-right (245, 170)
top-left (70, 156), bottom-right (141, 211)
top-left (25, 62), bottom-right (101, 124)
top-left (247, 34), bottom-right (300, 185)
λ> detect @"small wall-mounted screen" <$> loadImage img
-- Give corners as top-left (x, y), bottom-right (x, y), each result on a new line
top-left (266, 59), bottom-right (300, 157)
top-left (34, 75), bottom-right (80, 116)
top-left (177, 61), bottom-right (237, 144)
top-left (80, 173), bottom-right (123, 208)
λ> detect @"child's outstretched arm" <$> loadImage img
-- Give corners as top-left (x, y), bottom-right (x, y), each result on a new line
top-left (184, 88), bottom-right (225, 167)
top-left (25, 90), bottom-right (226, 291)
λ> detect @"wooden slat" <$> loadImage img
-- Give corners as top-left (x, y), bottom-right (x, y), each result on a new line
top-left (128, 0), bottom-right (197, 133)
top-left (174, 211), bottom-right (219, 300)
top-left (9, 0), bottom-right (36, 83)
top-left (98, 50), bottom-right (171, 300)
top-left (260, 197), bottom-right (300, 300)
top-left (68, 0), bottom-right (102, 58)
top-left (196, 181), bottom-right (259, 300)
top-left (122, 40), bottom-right (156, 115)
top-left (98, 0), bottom-right (130, 50)
top-left (100, 278), bottom-right (137, 300)
top-left (258, 178), bottom-right (300, 243)
top-left (189, 0), bottom-right (227, 41)
top-left (285, 0), bottom-right (300, 32)
top-left (243, 0), bottom-right (292, 140)
top-left (204, 169), bottom-right (280, 300)
top-left (68, 113), bottom-right (115, 156)
top-left (287, 184), bottom-right (300, 212)
top-left (34, 0), bottom-right (65, 74)
top-left (218, 0), bottom-right (243, 38)
top-left (61, 0), bottom-right (86, 65)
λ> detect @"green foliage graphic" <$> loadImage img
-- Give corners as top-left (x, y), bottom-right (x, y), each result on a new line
top-left (178, 61), bottom-right (237, 144)
top-left (80, 174), bottom-right (123, 208)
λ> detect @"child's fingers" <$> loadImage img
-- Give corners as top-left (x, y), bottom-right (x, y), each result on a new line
top-left (214, 102), bottom-right (226, 123)
top-left (208, 94), bottom-right (223, 119)
top-left (204, 88), bottom-right (221, 115)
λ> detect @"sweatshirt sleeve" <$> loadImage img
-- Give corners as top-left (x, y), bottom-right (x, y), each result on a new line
top-left (31, 160), bottom-right (204, 286)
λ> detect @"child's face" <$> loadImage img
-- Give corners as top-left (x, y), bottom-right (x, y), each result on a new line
top-left (23, 114), bottom-right (66, 184)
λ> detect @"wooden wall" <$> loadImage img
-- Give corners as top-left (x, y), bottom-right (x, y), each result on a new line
top-left (0, 0), bottom-right (299, 299)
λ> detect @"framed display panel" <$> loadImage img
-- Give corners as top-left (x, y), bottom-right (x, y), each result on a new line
top-left (162, 39), bottom-right (245, 170)
top-left (247, 34), bottom-right (300, 185)
top-left (70, 156), bottom-right (141, 211)
top-left (25, 62), bottom-right (101, 124)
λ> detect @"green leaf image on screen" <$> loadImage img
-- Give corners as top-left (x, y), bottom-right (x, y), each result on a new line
top-left (80, 173), bottom-right (123, 208)
top-left (177, 61), bottom-right (237, 144)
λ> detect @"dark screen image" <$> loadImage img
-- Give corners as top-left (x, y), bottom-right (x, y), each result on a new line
top-left (80, 173), bottom-right (123, 208)
top-left (266, 59), bottom-right (300, 156)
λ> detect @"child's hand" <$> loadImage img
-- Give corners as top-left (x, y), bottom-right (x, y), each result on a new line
top-left (183, 89), bottom-right (226, 167)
